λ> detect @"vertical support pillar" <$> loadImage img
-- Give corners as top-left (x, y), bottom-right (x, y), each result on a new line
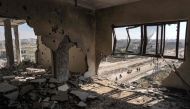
top-left (53, 36), bottom-right (72, 82)
top-left (13, 25), bottom-right (21, 64)
top-left (4, 19), bottom-right (14, 67)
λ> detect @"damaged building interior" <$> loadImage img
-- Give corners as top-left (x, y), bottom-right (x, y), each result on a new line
top-left (0, 0), bottom-right (189, 108)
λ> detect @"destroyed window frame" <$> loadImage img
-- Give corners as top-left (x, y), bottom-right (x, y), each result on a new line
top-left (112, 25), bottom-right (143, 56)
top-left (112, 20), bottom-right (188, 60)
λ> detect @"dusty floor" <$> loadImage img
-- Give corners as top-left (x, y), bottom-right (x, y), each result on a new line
top-left (80, 77), bottom-right (190, 109)
top-left (0, 60), bottom-right (189, 109)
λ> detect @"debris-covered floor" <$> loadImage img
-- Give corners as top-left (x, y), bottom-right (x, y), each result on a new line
top-left (0, 61), bottom-right (189, 109)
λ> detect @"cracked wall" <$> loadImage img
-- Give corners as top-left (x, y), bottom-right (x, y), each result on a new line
top-left (0, 0), bottom-right (96, 80)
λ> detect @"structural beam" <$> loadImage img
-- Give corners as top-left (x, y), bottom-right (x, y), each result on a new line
top-left (4, 19), bottom-right (14, 67)
top-left (13, 25), bottom-right (21, 64)
top-left (53, 36), bottom-right (73, 82)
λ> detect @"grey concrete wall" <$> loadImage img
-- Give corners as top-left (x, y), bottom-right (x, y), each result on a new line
top-left (69, 46), bottom-right (88, 73)
top-left (36, 36), bottom-right (52, 68)
top-left (95, 0), bottom-right (190, 90)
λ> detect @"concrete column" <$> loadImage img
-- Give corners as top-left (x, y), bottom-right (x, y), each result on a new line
top-left (13, 25), bottom-right (21, 64)
top-left (53, 36), bottom-right (72, 82)
top-left (4, 19), bottom-right (14, 67)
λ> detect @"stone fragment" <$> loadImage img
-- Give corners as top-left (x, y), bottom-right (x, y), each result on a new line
top-left (77, 101), bottom-right (87, 107)
top-left (43, 97), bottom-right (50, 102)
top-left (58, 84), bottom-right (69, 92)
top-left (29, 92), bottom-right (38, 101)
top-left (88, 95), bottom-right (97, 99)
top-left (0, 82), bottom-right (17, 93)
top-left (4, 91), bottom-right (19, 100)
top-left (42, 101), bottom-right (56, 109)
top-left (49, 84), bottom-right (56, 88)
top-left (3, 75), bottom-right (15, 80)
top-left (49, 78), bottom-right (59, 83)
top-left (20, 85), bottom-right (34, 95)
top-left (48, 89), bottom-right (58, 95)
top-left (70, 90), bottom-right (89, 101)
top-left (26, 67), bottom-right (46, 75)
top-left (30, 78), bottom-right (46, 84)
top-left (51, 91), bottom-right (68, 102)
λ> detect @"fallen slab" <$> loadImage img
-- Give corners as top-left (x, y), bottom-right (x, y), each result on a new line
top-left (0, 82), bottom-right (17, 93)
top-left (70, 90), bottom-right (89, 101)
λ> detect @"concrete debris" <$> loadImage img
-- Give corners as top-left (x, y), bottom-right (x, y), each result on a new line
top-left (70, 90), bottom-right (90, 101)
top-left (77, 101), bottom-right (87, 107)
top-left (49, 84), bottom-right (56, 88)
top-left (2, 75), bottom-right (15, 80)
top-left (49, 78), bottom-right (60, 83)
top-left (4, 91), bottom-right (19, 100)
top-left (42, 101), bottom-right (57, 109)
top-left (30, 78), bottom-right (46, 84)
top-left (51, 91), bottom-right (68, 102)
top-left (20, 85), bottom-right (34, 95)
top-left (43, 97), bottom-right (50, 102)
top-left (0, 61), bottom-right (188, 109)
top-left (58, 84), bottom-right (69, 92)
top-left (87, 95), bottom-right (97, 99)
top-left (26, 67), bottom-right (46, 75)
top-left (0, 82), bottom-right (17, 93)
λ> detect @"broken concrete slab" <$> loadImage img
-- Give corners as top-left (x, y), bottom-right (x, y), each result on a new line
top-left (4, 91), bottom-right (19, 100)
top-left (42, 101), bottom-right (56, 109)
top-left (48, 89), bottom-right (58, 95)
top-left (20, 85), bottom-right (34, 95)
top-left (87, 95), bottom-right (97, 100)
top-left (30, 78), bottom-right (46, 84)
top-left (0, 82), bottom-right (17, 93)
top-left (43, 97), bottom-right (50, 102)
top-left (58, 84), bottom-right (69, 92)
top-left (49, 84), bottom-right (56, 88)
top-left (2, 75), bottom-right (15, 80)
top-left (49, 78), bottom-right (60, 83)
top-left (70, 90), bottom-right (89, 101)
top-left (77, 101), bottom-right (87, 107)
top-left (51, 91), bottom-right (68, 102)
top-left (26, 67), bottom-right (46, 75)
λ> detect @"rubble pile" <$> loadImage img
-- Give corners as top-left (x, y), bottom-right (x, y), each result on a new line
top-left (0, 62), bottom-right (97, 109)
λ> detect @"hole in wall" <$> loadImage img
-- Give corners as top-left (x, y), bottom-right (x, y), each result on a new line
top-left (0, 18), bottom-right (37, 67)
